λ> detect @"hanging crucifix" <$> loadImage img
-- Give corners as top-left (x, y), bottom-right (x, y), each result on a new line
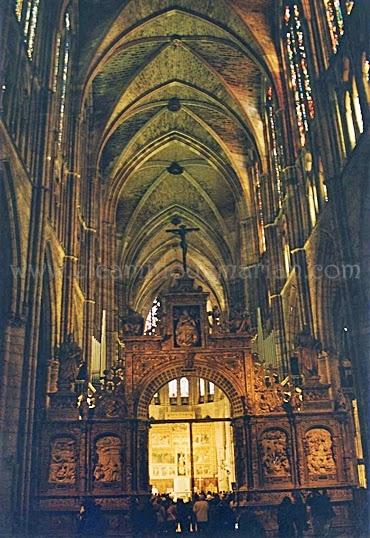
top-left (166, 223), bottom-right (199, 275)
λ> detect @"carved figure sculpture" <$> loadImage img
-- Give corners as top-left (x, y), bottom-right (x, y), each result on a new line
top-left (93, 436), bottom-right (122, 483)
top-left (305, 428), bottom-right (336, 475)
top-left (175, 310), bottom-right (199, 347)
top-left (55, 334), bottom-right (82, 391)
top-left (259, 430), bottom-right (291, 478)
top-left (294, 326), bottom-right (322, 378)
top-left (177, 453), bottom-right (187, 476)
top-left (121, 309), bottom-right (144, 336)
top-left (48, 437), bottom-right (77, 484)
top-left (227, 308), bottom-right (252, 334)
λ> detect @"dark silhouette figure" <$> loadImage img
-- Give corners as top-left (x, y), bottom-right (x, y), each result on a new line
top-left (77, 498), bottom-right (107, 537)
top-left (133, 497), bottom-right (157, 537)
top-left (277, 497), bottom-right (295, 538)
top-left (307, 489), bottom-right (335, 537)
top-left (292, 490), bottom-right (308, 537)
top-left (238, 508), bottom-right (266, 538)
top-left (215, 499), bottom-right (235, 536)
top-left (176, 498), bottom-right (191, 534)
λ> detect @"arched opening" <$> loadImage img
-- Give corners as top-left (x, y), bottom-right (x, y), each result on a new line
top-left (148, 376), bottom-right (236, 498)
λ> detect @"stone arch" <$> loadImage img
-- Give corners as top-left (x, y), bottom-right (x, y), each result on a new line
top-left (313, 229), bottom-right (344, 350)
top-left (0, 161), bottom-right (23, 320)
top-left (136, 364), bottom-right (245, 420)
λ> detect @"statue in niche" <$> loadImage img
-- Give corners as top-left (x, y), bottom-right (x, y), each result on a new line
top-left (227, 308), bottom-right (252, 334)
top-left (294, 326), bottom-right (322, 378)
top-left (93, 436), bottom-right (122, 484)
top-left (48, 437), bottom-right (77, 485)
top-left (55, 334), bottom-right (83, 391)
top-left (174, 307), bottom-right (200, 347)
top-left (335, 389), bottom-right (348, 411)
top-left (208, 305), bottom-right (223, 334)
top-left (259, 430), bottom-right (291, 478)
top-left (177, 453), bottom-right (187, 476)
top-left (305, 428), bottom-right (336, 475)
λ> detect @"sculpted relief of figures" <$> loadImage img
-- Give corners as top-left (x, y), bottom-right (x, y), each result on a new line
top-left (305, 428), bottom-right (336, 476)
top-left (93, 436), bottom-right (122, 484)
top-left (173, 306), bottom-right (201, 348)
top-left (253, 363), bottom-right (284, 413)
top-left (48, 437), bottom-right (77, 485)
top-left (259, 430), bottom-right (291, 479)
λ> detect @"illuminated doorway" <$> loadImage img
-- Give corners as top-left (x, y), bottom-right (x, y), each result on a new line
top-left (148, 377), bottom-right (235, 498)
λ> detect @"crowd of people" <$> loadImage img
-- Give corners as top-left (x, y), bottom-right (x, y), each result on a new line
top-left (131, 489), bottom-right (337, 537)
top-left (76, 488), bottom-right (352, 537)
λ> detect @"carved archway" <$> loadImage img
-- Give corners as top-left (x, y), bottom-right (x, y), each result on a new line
top-left (136, 364), bottom-right (245, 420)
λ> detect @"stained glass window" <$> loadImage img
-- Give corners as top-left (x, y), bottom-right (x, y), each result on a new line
top-left (23, 0), bottom-right (40, 59)
top-left (15, 0), bottom-right (23, 21)
top-left (283, 3), bottom-right (315, 147)
top-left (168, 380), bottom-right (177, 398)
top-left (57, 11), bottom-right (71, 146)
top-left (199, 378), bottom-right (205, 397)
top-left (52, 34), bottom-right (61, 93)
top-left (255, 173), bottom-right (266, 252)
top-left (180, 377), bottom-right (189, 398)
top-left (324, 0), bottom-right (344, 53)
top-left (266, 87), bottom-right (285, 207)
top-left (345, 1), bottom-right (355, 15)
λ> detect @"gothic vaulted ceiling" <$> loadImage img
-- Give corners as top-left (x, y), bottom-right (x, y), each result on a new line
top-left (78, 0), bottom-right (280, 315)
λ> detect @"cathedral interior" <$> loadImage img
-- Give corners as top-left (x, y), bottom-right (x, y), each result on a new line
top-left (0, 0), bottom-right (369, 536)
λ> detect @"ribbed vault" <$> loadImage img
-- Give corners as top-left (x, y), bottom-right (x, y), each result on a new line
top-left (78, 0), bottom-right (280, 319)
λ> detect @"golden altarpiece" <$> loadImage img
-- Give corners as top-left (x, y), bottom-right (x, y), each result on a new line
top-left (36, 275), bottom-right (358, 536)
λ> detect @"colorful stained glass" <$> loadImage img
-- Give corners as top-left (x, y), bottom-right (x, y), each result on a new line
top-left (57, 12), bottom-right (71, 145)
top-left (266, 87), bottom-right (285, 206)
top-left (15, 0), bottom-right (23, 21)
top-left (325, 0), bottom-right (344, 53)
top-left (52, 34), bottom-right (61, 93)
top-left (284, 4), bottom-right (315, 146)
top-left (345, 1), bottom-right (355, 15)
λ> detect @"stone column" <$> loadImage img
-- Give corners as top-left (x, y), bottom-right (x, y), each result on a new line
top-left (0, 316), bottom-right (26, 535)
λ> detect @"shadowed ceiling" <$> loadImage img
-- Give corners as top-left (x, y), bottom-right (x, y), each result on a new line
top-left (79, 0), bottom-right (280, 317)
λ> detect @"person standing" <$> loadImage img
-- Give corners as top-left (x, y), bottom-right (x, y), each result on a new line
top-left (193, 494), bottom-right (209, 533)
top-left (176, 498), bottom-right (191, 534)
top-left (77, 498), bottom-right (107, 537)
top-left (166, 500), bottom-right (177, 536)
top-left (307, 489), bottom-right (324, 537)
top-left (292, 490), bottom-right (308, 537)
top-left (320, 489), bottom-right (335, 536)
top-left (277, 497), bottom-right (295, 538)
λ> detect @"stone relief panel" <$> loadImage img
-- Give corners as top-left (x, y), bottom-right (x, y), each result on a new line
top-left (259, 430), bottom-right (291, 479)
top-left (93, 436), bottom-right (122, 484)
top-left (48, 436), bottom-right (77, 485)
top-left (305, 428), bottom-right (336, 477)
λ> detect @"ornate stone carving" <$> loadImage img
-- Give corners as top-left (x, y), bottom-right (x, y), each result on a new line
top-left (48, 437), bottom-right (77, 485)
top-left (93, 436), bottom-right (122, 484)
top-left (252, 363), bottom-right (284, 413)
top-left (335, 389), bottom-right (348, 411)
top-left (259, 430), bottom-right (291, 478)
top-left (55, 334), bottom-right (83, 391)
top-left (227, 308), bottom-right (252, 334)
top-left (120, 308), bottom-right (144, 336)
top-left (174, 306), bottom-right (201, 347)
top-left (256, 390), bottom-right (283, 413)
top-left (305, 428), bottom-right (336, 476)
